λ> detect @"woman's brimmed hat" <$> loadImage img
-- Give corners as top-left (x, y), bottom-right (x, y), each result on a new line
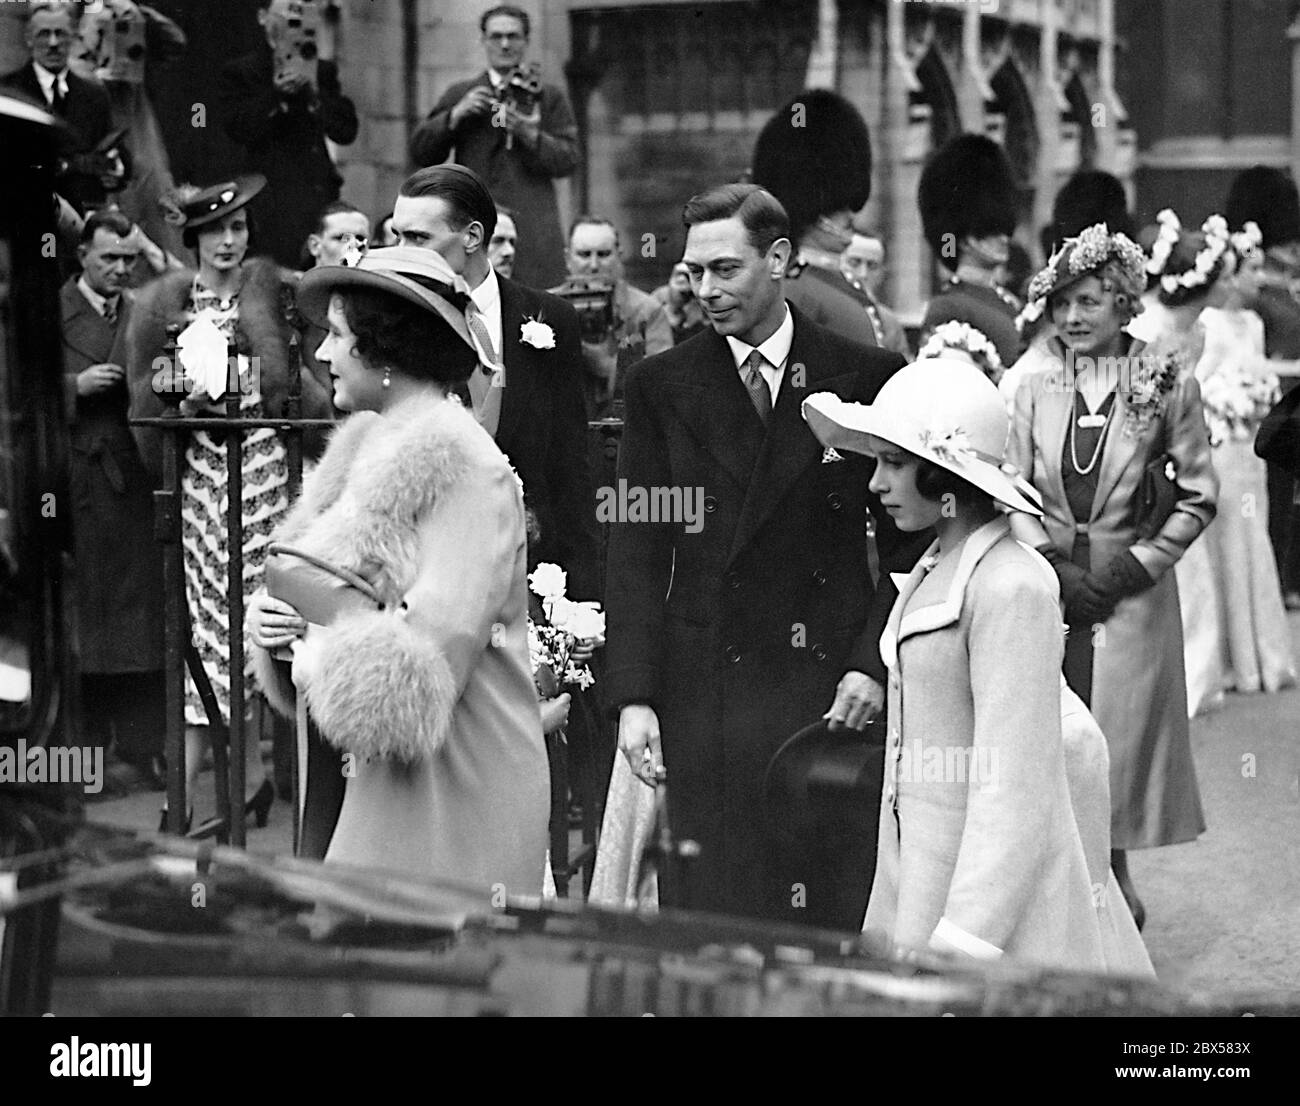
top-left (297, 245), bottom-right (475, 351)
top-left (801, 357), bottom-right (1042, 516)
top-left (1018, 222), bottom-right (1147, 329)
top-left (177, 174), bottom-right (266, 230)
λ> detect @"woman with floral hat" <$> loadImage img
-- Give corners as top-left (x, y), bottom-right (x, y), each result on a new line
top-left (1176, 220), bottom-right (1296, 714)
top-left (802, 361), bottom-right (1151, 973)
top-left (1005, 221), bottom-right (1219, 930)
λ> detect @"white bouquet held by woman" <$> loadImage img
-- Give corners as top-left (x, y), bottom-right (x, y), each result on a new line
top-left (527, 563), bottom-right (604, 693)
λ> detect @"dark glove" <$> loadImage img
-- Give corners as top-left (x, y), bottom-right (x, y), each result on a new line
top-left (1093, 550), bottom-right (1156, 601)
top-left (1038, 546), bottom-right (1115, 625)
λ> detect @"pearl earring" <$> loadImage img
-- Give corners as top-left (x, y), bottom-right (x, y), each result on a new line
top-left (382, 369), bottom-right (391, 389)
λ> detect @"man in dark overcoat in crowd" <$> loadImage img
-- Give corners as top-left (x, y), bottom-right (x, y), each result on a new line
top-left (62, 210), bottom-right (165, 779)
top-left (1, 3), bottom-right (116, 215)
top-left (604, 184), bottom-right (927, 927)
top-left (409, 4), bottom-right (579, 290)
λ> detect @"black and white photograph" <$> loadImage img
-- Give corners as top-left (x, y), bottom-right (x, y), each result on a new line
top-left (0, 0), bottom-right (1296, 1051)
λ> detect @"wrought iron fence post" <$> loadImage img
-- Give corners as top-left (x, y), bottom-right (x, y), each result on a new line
top-left (225, 340), bottom-right (246, 848)
top-left (156, 324), bottom-right (187, 836)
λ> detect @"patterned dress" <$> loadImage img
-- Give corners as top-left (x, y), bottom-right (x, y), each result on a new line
top-left (180, 281), bottom-right (290, 726)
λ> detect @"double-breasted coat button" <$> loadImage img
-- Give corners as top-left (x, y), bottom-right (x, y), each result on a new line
top-left (725, 570), bottom-right (740, 589)
top-left (884, 786), bottom-right (895, 804)
top-left (811, 643), bottom-right (827, 661)
top-left (825, 492), bottom-right (843, 511)
top-left (811, 569), bottom-right (827, 586)
top-left (703, 495), bottom-right (718, 513)
top-left (724, 644), bottom-right (741, 663)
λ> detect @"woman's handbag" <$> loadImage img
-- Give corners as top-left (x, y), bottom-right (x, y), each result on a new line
top-left (1135, 452), bottom-right (1178, 540)
top-left (263, 543), bottom-right (384, 626)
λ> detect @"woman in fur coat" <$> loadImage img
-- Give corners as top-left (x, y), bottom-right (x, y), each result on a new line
top-left (249, 247), bottom-right (549, 898)
top-left (126, 174), bottom-right (332, 829)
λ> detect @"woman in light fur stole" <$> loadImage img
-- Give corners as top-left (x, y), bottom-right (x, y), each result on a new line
top-left (126, 174), bottom-right (333, 831)
top-left (248, 246), bottom-right (549, 899)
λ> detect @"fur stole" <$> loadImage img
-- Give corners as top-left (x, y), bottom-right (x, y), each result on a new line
top-left (253, 396), bottom-right (511, 763)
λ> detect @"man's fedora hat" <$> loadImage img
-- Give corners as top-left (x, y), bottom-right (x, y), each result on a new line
top-left (802, 357), bottom-right (1043, 517)
top-left (297, 245), bottom-right (475, 351)
top-left (180, 174), bottom-right (267, 230)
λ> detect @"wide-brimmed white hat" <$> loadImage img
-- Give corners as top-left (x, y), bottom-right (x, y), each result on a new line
top-left (801, 357), bottom-right (1043, 516)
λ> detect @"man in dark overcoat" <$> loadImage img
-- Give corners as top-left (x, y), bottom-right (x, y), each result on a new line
top-left (1, 3), bottom-right (116, 215)
top-left (62, 210), bottom-right (165, 778)
top-left (604, 184), bottom-right (927, 927)
top-left (409, 5), bottom-right (579, 290)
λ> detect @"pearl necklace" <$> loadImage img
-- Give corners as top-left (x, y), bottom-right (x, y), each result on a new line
top-left (1069, 392), bottom-right (1113, 476)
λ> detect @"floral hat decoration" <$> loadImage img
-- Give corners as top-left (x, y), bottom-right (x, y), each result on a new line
top-left (1146, 208), bottom-right (1232, 294)
top-left (918, 321), bottom-right (1004, 384)
top-left (801, 357), bottom-right (1042, 516)
top-left (1016, 222), bottom-right (1148, 331)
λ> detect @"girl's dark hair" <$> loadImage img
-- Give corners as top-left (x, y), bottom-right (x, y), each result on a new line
top-left (339, 286), bottom-right (477, 385)
top-left (1157, 230), bottom-right (1232, 308)
top-left (915, 459), bottom-right (995, 512)
top-left (184, 207), bottom-right (258, 253)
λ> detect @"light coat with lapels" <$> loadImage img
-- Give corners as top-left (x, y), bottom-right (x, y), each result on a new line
top-left (1007, 341), bottom-right (1218, 848)
top-left (865, 516), bottom-right (1127, 970)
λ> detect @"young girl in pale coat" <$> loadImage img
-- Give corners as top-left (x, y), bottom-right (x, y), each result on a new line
top-left (803, 359), bottom-right (1151, 974)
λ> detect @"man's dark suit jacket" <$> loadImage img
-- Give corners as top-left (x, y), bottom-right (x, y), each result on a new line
top-left (491, 275), bottom-right (600, 600)
top-left (60, 278), bottom-right (163, 674)
top-left (604, 305), bottom-right (926, 926)
top-left (410, 72), bottom-right (579, 290)
top-left (218, 46), bottom-right (358, 268)
top-left (1, 64), bottom-right (111, 213)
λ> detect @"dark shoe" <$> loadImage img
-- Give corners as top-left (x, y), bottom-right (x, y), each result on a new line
top-left (158, 807), bottom-right (193, 835)
top-left (244, 779), bottom-right (274, 828)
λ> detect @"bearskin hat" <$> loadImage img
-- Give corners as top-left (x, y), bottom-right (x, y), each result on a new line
top-left (751, 89), bottom-right (872, 242)
top-left (1041, 170), bottom-right (1135, 258)
top-left (918, 134), bottom-right (1018, 272)
top-left (1225, 165), bottom-right (1300, 249)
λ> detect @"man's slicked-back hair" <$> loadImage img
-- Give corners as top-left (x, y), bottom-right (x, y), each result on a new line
top-left (80, 208), bottom-right (135, 246)
top-left (682, 184), bottom-right (790, 257)
top-left (399, 165), bottom-right (497, 241)
top-left (313, 199), bottom-right (367, 237)
top-left (568, 213), bottom-right (620, 249)
top-left (480, 4), bottom-right (530, 36)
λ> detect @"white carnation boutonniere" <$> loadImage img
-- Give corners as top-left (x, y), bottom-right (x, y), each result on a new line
top-left (520, 316), bottom-right (556, 350)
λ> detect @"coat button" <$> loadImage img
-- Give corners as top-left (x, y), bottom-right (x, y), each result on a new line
top-left (826, 492), bottom-right (843, 511)
top-left (811, 643), bottom-right (827, 661)
top-left (884, 786), bottom-right (895, 805)
top-left (703, 495), bottom-right (717, 513)
top-left (811, 569), bottom-right (827, 586)
top-left (725, 570), bottom-right (740, 589)
top-left (724, 644), bottom-right (741, 663)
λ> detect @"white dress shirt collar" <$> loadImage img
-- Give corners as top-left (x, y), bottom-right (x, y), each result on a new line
top-left (76, 276), bottom-right (115, 319)
top-left (724, 303), bottom-right (794, 372)
top-left (33, 62), bottom-right (68, 104)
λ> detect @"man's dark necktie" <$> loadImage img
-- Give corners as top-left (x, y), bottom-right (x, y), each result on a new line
top-left (103, 299), bottom-right (118, 327)
top-left (743, 348), bottom-right (772, 425)
top-left (50, 81), bottom-right (67, 117)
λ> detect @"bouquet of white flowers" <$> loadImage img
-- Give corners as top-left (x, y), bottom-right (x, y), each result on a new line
top-left (1199, 362), bottom-right (1280, 447)
top-left (526, 563), bottom-right (604, 695)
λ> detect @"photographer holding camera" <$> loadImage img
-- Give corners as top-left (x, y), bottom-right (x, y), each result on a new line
top-left (410, 5), bottom-right (579, 290)
top-left (218, 0), bottom-right (358, 269)
top-left (553, 215), bottom-right (673, 421)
